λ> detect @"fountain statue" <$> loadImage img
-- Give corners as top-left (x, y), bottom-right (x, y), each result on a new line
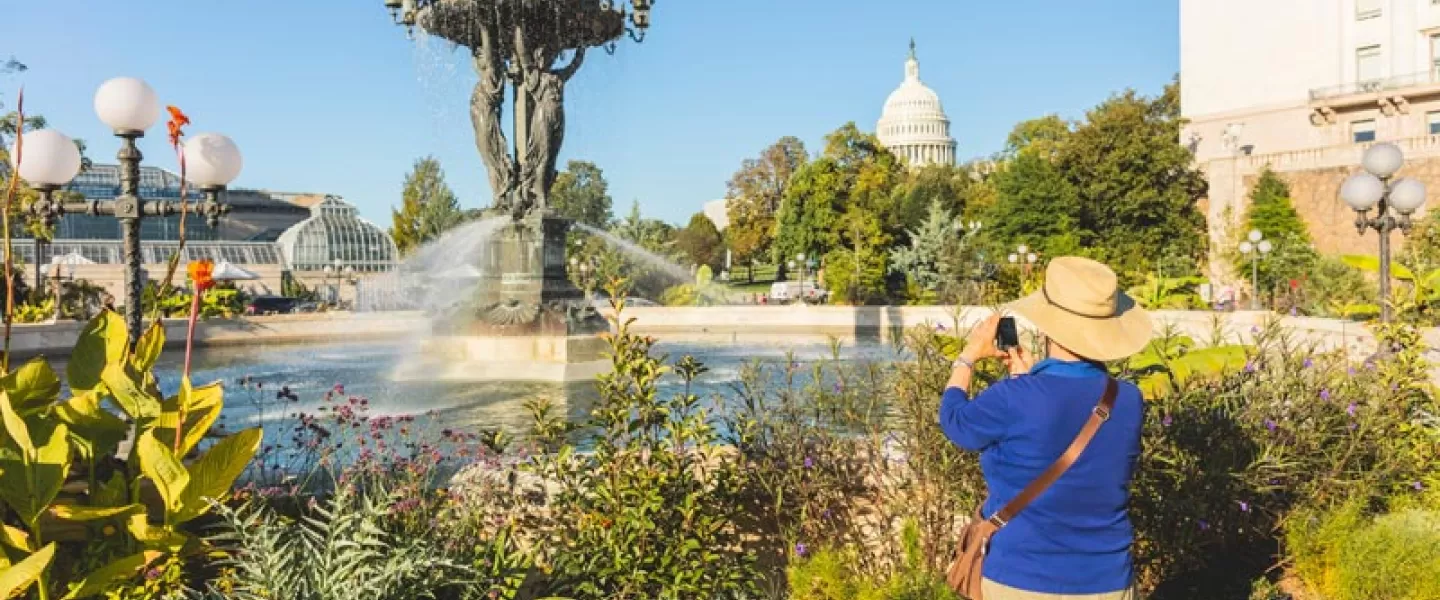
top-left (383, 0), bottom-right (653, 381)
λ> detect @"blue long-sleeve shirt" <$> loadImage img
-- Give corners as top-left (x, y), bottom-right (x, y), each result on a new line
top-left (939, 358), bottom-right (1144, 595)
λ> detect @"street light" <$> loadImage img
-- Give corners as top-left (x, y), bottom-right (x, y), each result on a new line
top-left (1340, 142), bottom-right (1428, 323)
top-left (796, 253), bottom-right (807, 287)
top-left (1237, 229), bottom-right (1273, 310)
top-left (10, 128), bottom-right (83, 293)
top-left (18, 77), bottom-right (241, 343)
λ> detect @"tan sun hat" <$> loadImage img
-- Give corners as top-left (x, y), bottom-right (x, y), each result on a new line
top-left (1008, 256), bottom-right (1154, 362)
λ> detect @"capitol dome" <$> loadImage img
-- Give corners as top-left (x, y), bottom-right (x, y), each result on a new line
top-left (877, 40), bottom-right (956, 168)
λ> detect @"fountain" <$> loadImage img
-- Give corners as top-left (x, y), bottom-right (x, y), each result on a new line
top-left (381, 0), bottom-right (654, 381)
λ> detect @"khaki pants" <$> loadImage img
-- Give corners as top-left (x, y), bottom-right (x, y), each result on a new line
top-left (981, 578), bottom-right (1139, 600)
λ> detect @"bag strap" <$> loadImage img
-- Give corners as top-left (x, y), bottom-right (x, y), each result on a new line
top-left (986, 378), bottom-right (1118, 528)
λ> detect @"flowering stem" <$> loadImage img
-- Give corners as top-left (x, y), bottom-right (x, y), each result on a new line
top-left (1, 88), bottom-right (24, 373)
top-left (177, 290), bottom-right (201, 453)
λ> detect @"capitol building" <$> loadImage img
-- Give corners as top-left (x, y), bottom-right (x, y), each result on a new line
top-left (877, 40), bottom-right (957, 168)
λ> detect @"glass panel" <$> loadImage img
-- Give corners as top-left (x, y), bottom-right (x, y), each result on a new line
top-left (1429, 112), bottom-right (1440, 135)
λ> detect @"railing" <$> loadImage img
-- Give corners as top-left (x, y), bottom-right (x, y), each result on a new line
top-left (1309, 69), bottom-right (1440, 102)
top-left (1240, 133), bottom-right (1440, 172)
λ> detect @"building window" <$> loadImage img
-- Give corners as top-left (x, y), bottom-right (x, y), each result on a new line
top-left (1357, 45), bottom-right (1383, 85)
top-left (1431, 34), bottom-right (1440, 81)
top-left (1429, 111), bottom-right (1440, 135)
top-left (1352, 119), bottom-right (1377, 143)
top-left (1357, 0), bottom-right (1382, 19)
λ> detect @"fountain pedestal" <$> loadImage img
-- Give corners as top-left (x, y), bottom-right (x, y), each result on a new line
top-left (416, 212), bottom-right (611, 382)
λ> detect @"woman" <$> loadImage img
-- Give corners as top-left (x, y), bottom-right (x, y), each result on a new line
top-left (940, 256), bottom-right (1150, 600)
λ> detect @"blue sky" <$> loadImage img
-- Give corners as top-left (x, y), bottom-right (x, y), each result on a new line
top-left (2, 0), bottom-right (1179, 226)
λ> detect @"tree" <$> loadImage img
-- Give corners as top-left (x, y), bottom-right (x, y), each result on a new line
top-left (725, 137), bottom-right (807, 281)
top-left (773, 158), bottom-right (846, 272)
top-left (550, 160), bottom-right (613, 229)
top-left (1233, 169), bottom-right (1317, 298)
top-left (675, 212), bottom-right (724, 272)
top-left (390, 156), bottom-right (463, 254)
top-left (984, 151), bottom-right (1084, 257)
top-left (890, 163), bottom-right (972, 234)
top-left (1056, 81), bottom-right (1208, 280)
top-left (1003, 114), bottom-right (1072, 159)
top-left (889, 199), bottom-right (955, 291)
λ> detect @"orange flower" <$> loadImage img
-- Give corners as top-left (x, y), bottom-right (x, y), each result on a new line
top-left (166, 105), bottom-right (190, 147)
top-left (188, 259), bottom-right (215, 292)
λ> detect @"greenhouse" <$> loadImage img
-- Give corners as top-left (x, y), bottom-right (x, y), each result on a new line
top-left (276, 195), bottom-right (398, 272)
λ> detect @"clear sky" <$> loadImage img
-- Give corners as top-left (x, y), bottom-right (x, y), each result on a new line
top-left (1, 0), bottom-right (1179, 226)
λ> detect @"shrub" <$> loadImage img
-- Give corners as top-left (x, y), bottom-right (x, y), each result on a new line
top-left (1286, 499), bottom-right (1440, 600)
top-left (523, 295), bottom-right (759, 599)
top-left (786, 520), bottom-right (957, 600)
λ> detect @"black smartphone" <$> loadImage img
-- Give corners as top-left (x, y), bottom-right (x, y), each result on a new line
top-left (996, 317), bottom-right (1019, 352)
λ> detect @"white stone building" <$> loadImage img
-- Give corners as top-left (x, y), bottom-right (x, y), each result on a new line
top-left (1182, 0), bottom-right (1440, 278)
top-left (877, 40), bottom-right (957, 168)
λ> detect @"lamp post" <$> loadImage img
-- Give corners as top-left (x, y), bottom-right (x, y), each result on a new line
top-left (1340, 142), bottom-right (1428, 323)
top-left (796, 253), bottom-right (807, 288)
top-left (1008, 245), bottom-right (1038, 280)
top-left (1237, 230), bottom-right (1273, 310)
top-left (39, 262), bottom-right (75, 321)
top-left (9, 129), bottom-right (82, 295)
top-left (16, 77), bottom-right (241, 343)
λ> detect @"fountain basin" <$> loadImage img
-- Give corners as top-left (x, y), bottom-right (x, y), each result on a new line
top-left (401, 333), bottom-right (610, 382)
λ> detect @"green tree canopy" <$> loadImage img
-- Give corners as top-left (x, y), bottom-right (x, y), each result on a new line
top-left (1056, 81), bottom-right (1208, 280)
top-left (675, 212), bottom-right (725, 272)
top-left (725, 136), bottom-right (807, 279)
top-left (391, 156), bottom-right (463, 255)
top-left (1233, 168), bottom-right (1318, 296)
top-left (1004, 114), bottom-right (1072, 159)
top-left (550, 160), bottom-right (613, 229)
top-left (984, 150), bottom-right (1084, 258)
top-left (773, 158), bottom-right (846, 267)
top-left (889, 199), bottom-right (956, 291)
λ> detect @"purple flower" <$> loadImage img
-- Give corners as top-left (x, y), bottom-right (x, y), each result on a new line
top-left (1161, 414), bottom-right (1173, 427)
top-left (1415, 481), bottom-right (1426, 491)
top-left (833, 382), bottom-right (843, 394)
top-left (795, 542), bottom-right (808, 557)
top-left (1348, 423), bottom-right (1358, 431)
top-left (1238, 501), bottom-right (1250, 513)
top-left (1346, 403), bottom-right (1357, 418)
top-left (1198, 520), bottom-right (1210, 531)
top-left (1250, 326), bottom-right (1260, 334)
top-left (803, 456), bottom-right (814, 469)
top-left (1347, 366), bottom-right (1357, 376)
top-left (935, 323), bottom-right (947, 332)
top-left (822, 509), bottom-right (833, 519)
top-left (1319, 389), bottom-right (1331, 401)
top-left (1302, 358), bottom-right (1313, 369)
top-left (1289, 307), bottom-right (1298, 317)
top-left (1264, 419), bottom-right (1277, 432)
top-left (1244, 362), bottom-right (1256, 373)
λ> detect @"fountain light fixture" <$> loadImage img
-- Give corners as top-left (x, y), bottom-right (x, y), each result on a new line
top-left (1339, 142), bottom-right (1428, 322)
top-left (15, 76), bottom-right (240, 343)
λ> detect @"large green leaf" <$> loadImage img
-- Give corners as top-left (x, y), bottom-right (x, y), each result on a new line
top-left (131, 323), bottom-right (165, 373)
top-left (0, 421), bottom-right (76, 526)
top-left (100, 363), bottom-right (161, 421)
top-left (153, 378), bottom-right (224, 458)
top-left (175, 428), bottom-right (261, 524)
top-left (68, 312), bottom-right (128, 395)
top-left (1, 358), bottom-right (61, 416)
top-left (1340, 254), bottom-right (1416, 281)
top-left (0, 542), bottom-right (55, 599)
top-left (0, 526), bottom-right (30, 552)
top-left (0, 392), bottom-right (34, 456)
top-left (49, 503), bottom-right (144, 522)
top-left (60, 551), bottom-right (161, 600)
top-left (123, 513), bottom-right (187, 550)
top-left (60, 550), bottom-right (162, 600)
top-left (135, 432), bottom-right (189, 515)
top-left (53, 393), bottom-right (127, 464)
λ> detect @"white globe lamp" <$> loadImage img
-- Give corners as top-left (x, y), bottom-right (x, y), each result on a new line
top-left (12, 129), bottom-right (82, 188)
top-left (1361, 142), bottom-right (1404, 179)
top-left (1340, 173), bottom-right (1385, 212)
top-left (1239, 241), bottom-right (1253, 255)
top-left (93, 77), bottom-right (161, 134)
top-left (1388, 177), bottom-right (1427, 214)
top-left (1257, 240), bottom-right (1273, 254)
top-left (183, 133), bottom-right (244, 188)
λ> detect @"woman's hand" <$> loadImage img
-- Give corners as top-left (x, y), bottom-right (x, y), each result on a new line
top-left (1002, 345), bottom-right (1036, 377)
top-left (960, 313), bottom-right (1004, 364)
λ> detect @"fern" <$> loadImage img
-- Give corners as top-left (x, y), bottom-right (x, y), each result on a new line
top-left (201, 488), bottom-right (470, 600)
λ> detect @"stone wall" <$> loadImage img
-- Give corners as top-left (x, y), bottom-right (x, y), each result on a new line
top-left (1258, 158), bottom-right (1440, 257)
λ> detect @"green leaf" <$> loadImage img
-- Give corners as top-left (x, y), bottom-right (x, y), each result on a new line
top-left (131, 323), bottom-right (165, 373)
top-left (135, 432), bottom-right (189, 515)
top-left (0, 526), bottom-right (31, 552)
top-left (0, 391), bottom-right (34, 456)
top-left (0, 543), bottom-right (54, 599)
top-left (54, 392), bottom-right (127, 464)
top-left (1, 358), bottom-right (61, 415)
top-left (49, 503), bottom-right (144, 522)
top-left (176, 428), bottom-right (261, 524)
top-left (1340, 254), bottom-right (1416, 281)
top-left (123, 513), bottom-right (187, 550)
top-left (92, 472), bottom-right (127, 508)
top-left (101, 363), bottom-right (161, 421)
top-left (68, 312), bottom-right (128, 395)
top-left (153, 379), bottom-right (225, 458)
top-left (59, 551), bottom-right (161, 600)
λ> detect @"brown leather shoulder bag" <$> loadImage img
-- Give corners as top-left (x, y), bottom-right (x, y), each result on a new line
top-left (946, 378), bottom-right (1119, 600)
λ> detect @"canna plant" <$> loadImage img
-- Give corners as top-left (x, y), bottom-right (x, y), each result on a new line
top-left (0, 310), bottom-right (261, 599)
